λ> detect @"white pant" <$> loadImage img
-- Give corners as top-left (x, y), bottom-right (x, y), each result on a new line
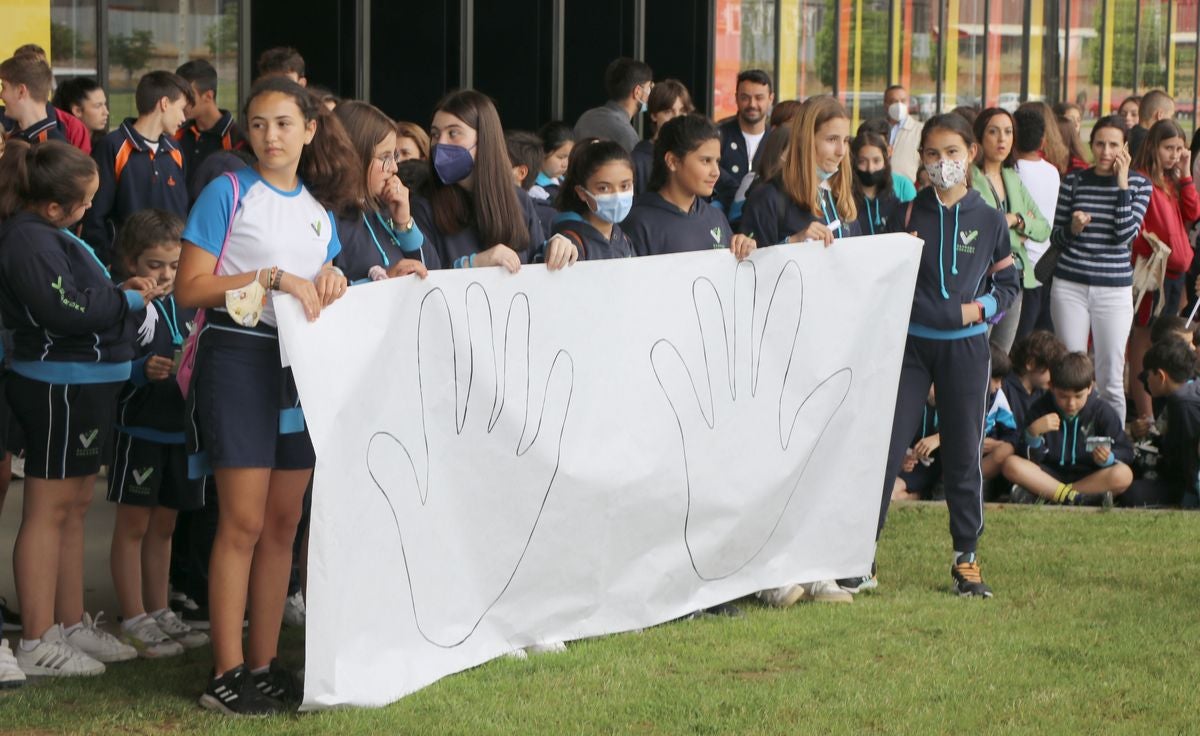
top-left (1050, 278), bottom-right (1132, 424)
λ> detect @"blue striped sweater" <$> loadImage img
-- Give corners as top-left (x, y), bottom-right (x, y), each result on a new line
top-left (1050, 168), bottom-right (1152, 287)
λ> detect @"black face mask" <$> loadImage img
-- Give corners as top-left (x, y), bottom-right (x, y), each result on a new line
top-left (855, 168), bottom-right (889, 189)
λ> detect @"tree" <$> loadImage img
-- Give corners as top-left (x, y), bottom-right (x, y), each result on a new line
top-left (206, 10), bottom-right (238, 58)
top-left (109, 30), bottom-right (156, 81)
top-left (50, 22), bottom-right (79, 63)
top-left (1090, 0), bottom-right (1168, 90)
top-left (816, 0), bottom-right (890, 90)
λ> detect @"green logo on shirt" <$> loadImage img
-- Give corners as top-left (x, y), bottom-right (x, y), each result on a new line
top-left (51, 276), bottom-right (85, 313)
top-left (710, 227), bottom-right (722, 244)
top-left (310, 219), bottom-right (323, 237)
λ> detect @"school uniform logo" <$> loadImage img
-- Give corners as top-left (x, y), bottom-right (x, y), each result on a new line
top-left (311, 219), bottom-right (324, 237)
top-left (51, 276), bottom-right (85, 313)
top-left (77, 428), bottom-right (102, 457)
top-left (710, 227), bottom-right (723, 245)
top-left (957, 230), bottom-right (979, 255)
top-left (132, 467), bottom-right (154, 486)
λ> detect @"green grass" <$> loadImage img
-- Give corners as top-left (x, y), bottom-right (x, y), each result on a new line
top-left (3, 503), bottom-right (1199, 735)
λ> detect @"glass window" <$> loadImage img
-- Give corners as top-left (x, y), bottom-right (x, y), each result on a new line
top-left (1173, 0), bottom-right (1198, 133)
top-left (1130, 0), bottom-right (1169, 103)
top-left (904, 0), bottom-right (944, 120)
top-left (778, 0), bottom-right (829, 103)
top-left (1061, 0), bottom-right (1101, 121)
top-left (50, 1), bottom-right (98, 77)
top-left (105, 0), bottom-right (240, 123)
top-left (989, 0), bottom-right (1026, 110)
top-left (951, 0), bottom-right (984, 110)
top-left (843, 0), bottom-right (891, 126)
top-left (712, 0), bottom-right (776, 120)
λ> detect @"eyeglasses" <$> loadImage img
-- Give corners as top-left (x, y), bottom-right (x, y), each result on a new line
top-left (374, 152), bottom-right (400, 168)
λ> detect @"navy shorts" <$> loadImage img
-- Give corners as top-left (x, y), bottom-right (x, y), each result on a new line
top-left (187, 315), bottom-right (315, 472)
top-left (899, 457), bottom-right (942, 497)
top-left (1038, 463), bottom-right (1108, 506)
top-left (107, 432), bottom-right (207, 510)
top-left (5, 373), bottom-right (121, 479)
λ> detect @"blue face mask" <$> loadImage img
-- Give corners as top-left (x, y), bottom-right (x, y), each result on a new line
top-left (432, 143), bottom-right (476, 185)
top-left (583, 188), bottom-right (634, 224)
top-left (816, 166), bottom-right (837, 182)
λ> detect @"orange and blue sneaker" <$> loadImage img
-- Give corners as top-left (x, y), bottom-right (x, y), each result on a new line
top-left (951, 553), bottom-right (993, 598)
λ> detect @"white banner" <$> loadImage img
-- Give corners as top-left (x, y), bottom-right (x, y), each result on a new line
top-left (276, 234), bottom-right (922, 709)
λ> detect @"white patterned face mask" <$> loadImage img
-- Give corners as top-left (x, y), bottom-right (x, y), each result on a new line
top-left (225, 279), bottom-right (266, 327)
top-left (925, 158), bottom-right (968, 189)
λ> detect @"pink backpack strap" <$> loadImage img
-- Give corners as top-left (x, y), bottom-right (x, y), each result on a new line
top-left (214, 170), bottom-right (241, 268)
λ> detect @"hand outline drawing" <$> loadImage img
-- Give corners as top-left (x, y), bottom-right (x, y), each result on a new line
top-left (650, 259), bottom-right (853, 581)
top-left (367, 282), bottom-right (574, 647)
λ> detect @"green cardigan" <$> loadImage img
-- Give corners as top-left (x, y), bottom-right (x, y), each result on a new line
top-left (970, 165), bottom-right (1051, 288)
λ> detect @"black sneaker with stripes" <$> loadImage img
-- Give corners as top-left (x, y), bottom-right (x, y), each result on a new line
top-left (199, 664), bottom-right (284, 716)
top-left (253, 658), bottom-right (302, 705)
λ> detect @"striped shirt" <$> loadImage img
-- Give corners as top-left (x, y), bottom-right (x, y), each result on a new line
top-left (1051, 168), bottom-right (1152, 287)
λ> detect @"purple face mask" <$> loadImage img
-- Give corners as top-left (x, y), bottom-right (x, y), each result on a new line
top-left (432, 143), bottom-right (476, 185)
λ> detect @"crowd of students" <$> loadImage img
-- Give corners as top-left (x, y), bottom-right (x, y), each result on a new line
top-left (0, 42), bottom-right (1198, 714)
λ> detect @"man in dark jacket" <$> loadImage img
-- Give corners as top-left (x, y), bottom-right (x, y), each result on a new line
top-left (714, 69), bottom-right (773, 223)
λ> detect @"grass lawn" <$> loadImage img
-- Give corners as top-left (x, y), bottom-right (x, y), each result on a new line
top-left (2, 502), bottom-right (1198, 735)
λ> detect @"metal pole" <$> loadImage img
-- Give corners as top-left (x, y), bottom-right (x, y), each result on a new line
top-left (550, 0), bottom-right (564, 120)
top-left (96, 1), bottom-right (108, 91)
top-left (982, 0), bottom-right (990, 108)
top-left (460, 0), bottom-right (474, 88)
top-left (1020, 0), bottom-right (1032, 101)
top-left (1132, 0), bottom-right (1141, 92)
top-left (357, 0), bottom-right (370, 101)
top-left (936, 0), bottom-right (947, 113)
top-left (1062, 0), bottom-right (1071, 102)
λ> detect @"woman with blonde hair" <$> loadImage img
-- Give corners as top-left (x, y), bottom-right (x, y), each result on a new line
top-left (394, 120), bottom-right (430, 162)
top-left (739, 95), bottom-right (859, 246)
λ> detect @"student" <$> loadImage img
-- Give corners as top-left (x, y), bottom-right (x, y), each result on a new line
top-left (107, 209), bottom-right (209, 658)
top-left (535, 120), bottom-right (575, 198)
top-left (622, 113), bottom-right (755, 259)
top-left (1002, 330), bottom-right (1067, 435)
top-left (885, 85), bottom-right (922, 182)
top-left (1119, 95), bottom-right (1141, 132)
top-left (552, 139), bottom-right (636, 260)
top-left (53, 77), bottom-right (109, 148)
top-left (1054, 102), bottom-right (1083, 137)
top-left (633, 80), bottom-right (692, 196)
top-left (982, 343), bottom-right (1018, 482)
top-left (333, 100), bottom-right (432, 281)
top-left (715, 70), bottom-right (774, 220)
top-left (507, 129), bottom-right (557, 238)
top-left (1128, 119), bottom-right (1200, 424)
top-left (1059, 116), bottom-right (1091, 173)
top-left (1049, 115), bottom-right (1153, 425)
top-left (83, 70), bottom-right (192, 266)
top-left (0, 140), bottom-right (160, 676)
top-left (1003, 352), bottom-right (1134, 505)
top-left (1018, 101), bottom-right (1070, 175)
top-left (969, 107), bottom-right (1051, 352)
top-left (174, 76), bottom-right (357, 715)
top-left (1136, 337), bottom-right (1200, 507)
top-left (573, 57), bottom-right (653, 153)
top-left (412, 89), bottom-right (572, 273)
top-left (740, 95), bottom-right (860, 246)
top-left (874, 113), bottom-right (1018, 598)
top-left (0, 55), bottom-right (68, 145)
top-left (395, 121), bottom-right (430, 162)
top-left (1, 48), bottom-right (92, 155)
top-left (770, 99), bottom-right (803, 129)
top-left (892, 386), bottom-right (941, 502)
top-left (175, 60), bottom-right (247, 203)
top-left (856, 118), bottom-right (918, 203)
top-left (850, 129), bottom-right (902, 235)
top-left (1013, 107), bottom-right (1060, 338)
top-left (256, 47), bottom-right (307, 86)
top-left (1130, 90), bottom-right (1175, 158)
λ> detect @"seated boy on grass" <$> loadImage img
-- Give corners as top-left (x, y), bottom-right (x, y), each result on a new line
top-left (1002, 352), bottom-right (1134, 504)
top-left (1132, 337), bottom-right (1200, 507)
top-left (983, 342), bottom-right (1018, 482)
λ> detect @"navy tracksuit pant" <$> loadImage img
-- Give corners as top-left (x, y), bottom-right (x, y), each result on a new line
top-left (878, 332), bottom-right (991, 553)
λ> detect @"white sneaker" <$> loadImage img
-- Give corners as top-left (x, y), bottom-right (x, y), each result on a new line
top-left (0, 639), bottom-right (27, 688)
top-left (283, 591), bottom-right (306, 628)
top-left (121, 616), bottom-right (184, 658)
top-left (797, 579), bottom-right (854, 604)
top-left (523, 641), bottom-right (567, 655)
top-left (64, 612), bottom-right (138, 663)
top-left (152, 609), bottom-right (208, 649)
top-left (16, 624), bottom-right (105, 676)
top-left (757, 585), bottom-right (805, 608)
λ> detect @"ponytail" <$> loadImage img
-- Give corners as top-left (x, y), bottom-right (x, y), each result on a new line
top-left (0, 140), bottom-right (98, 220)
top-left (243, 77), bottom-right (363, 214)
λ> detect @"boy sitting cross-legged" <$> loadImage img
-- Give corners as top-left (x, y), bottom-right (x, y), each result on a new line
top-left (1002, 352), bottom-right (1134, 505)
